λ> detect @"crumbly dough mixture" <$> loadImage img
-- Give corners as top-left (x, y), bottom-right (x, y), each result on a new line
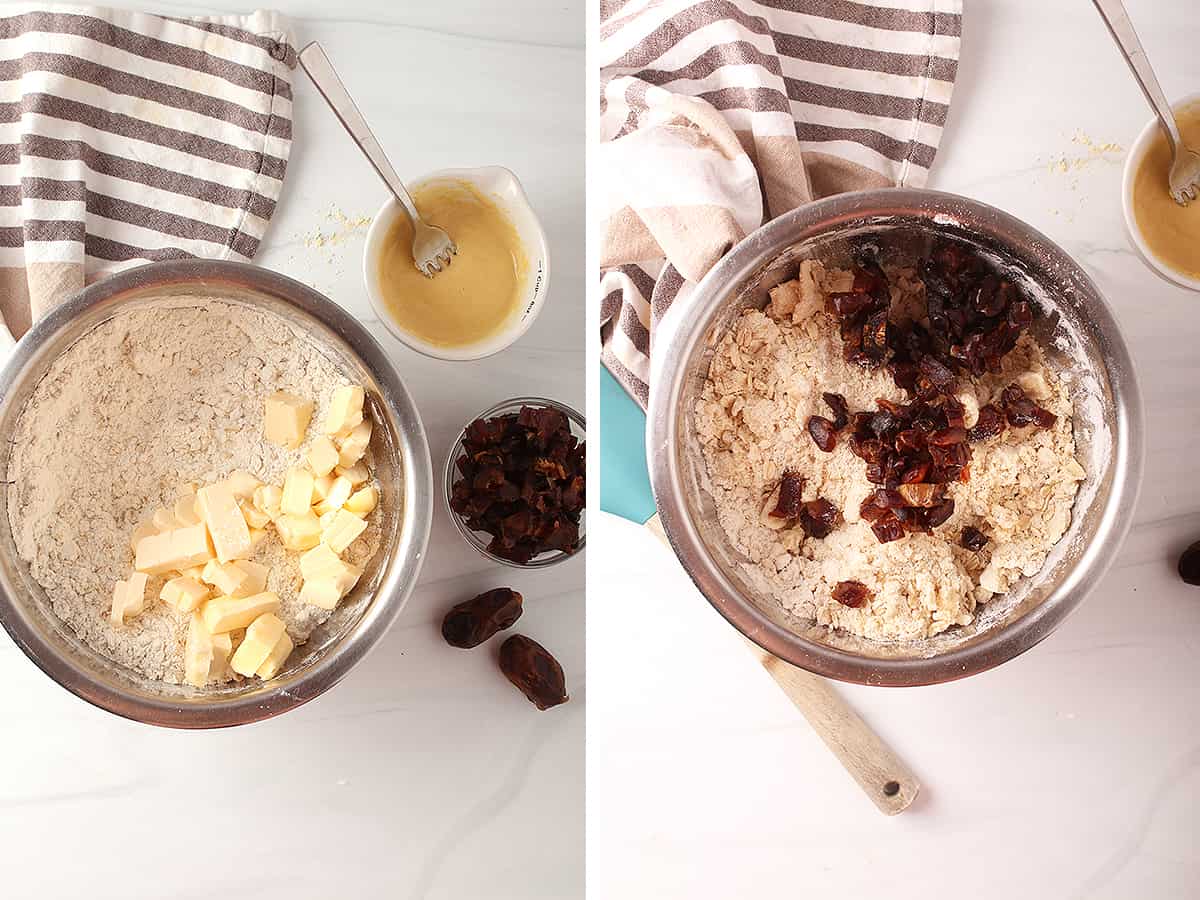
top-left (6, 302), bottom-right (382, 683)
top-left (694, 260), bottom-right (1085, 641)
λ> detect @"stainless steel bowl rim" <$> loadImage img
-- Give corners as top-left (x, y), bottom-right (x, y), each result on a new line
top-left (647, 188), bottom-right (1145, 686)
top-left (442, 395), bottom-right (586, 568)
top-left (0, 260), bottom-right (434, 726)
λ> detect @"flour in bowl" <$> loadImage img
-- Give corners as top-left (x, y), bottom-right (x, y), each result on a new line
top-left (694, 255), bottom-right (1085, 641)
top-left (5, 302), bottom-right (383, 683)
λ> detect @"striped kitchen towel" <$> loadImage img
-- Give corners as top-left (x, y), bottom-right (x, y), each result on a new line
top-left (0, 5), bottom-right (294, 344)
top-left (599, 0), bottom-right (962, 407)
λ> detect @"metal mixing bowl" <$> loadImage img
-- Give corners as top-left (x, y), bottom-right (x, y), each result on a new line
top-left (0, 261), bottom-right (434, 727)
top-left (648, 189), bottom-right (1144, 686)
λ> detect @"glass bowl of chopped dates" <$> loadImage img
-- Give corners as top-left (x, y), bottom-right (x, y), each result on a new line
top-left (445, 398), bottom-right (585, 567)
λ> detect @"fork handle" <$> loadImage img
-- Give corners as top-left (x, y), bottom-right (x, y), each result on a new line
top-left (298, 41), bottom-right (423, 225)
top-left (1091, 0), bottom-right (1183, 153)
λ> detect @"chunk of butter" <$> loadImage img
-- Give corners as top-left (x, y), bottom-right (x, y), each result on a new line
top-left (233, 560), bottom-right (269, 596)
top-left (281, 467), bottom-right (315, 517)
top-left (225, 469), bottom-right (262, 499)
top-left (160, 575), bottom-right (211, 613)
top-left (152, 507), bottom-right (176, 531)
top-left (196, 482), bottom-right (253, 563)
top-left (299, 576), bottom-right (356, 610)
top-left (335, 462), bottom-right (369, 486)
top-left (184, 615), bottom-right (235, 687)
top-left (240, 500), bottom-right (270, 530)
top-left (344, 485), bottom-right (378, 517)
top-left (323, 385), bottom-right (364, 436)
top-left (110, 572), bottom-right (149, 624)
top-left (307, 435), bottom-right (340, 477)
top-left (299, 543), bottom-right (361, 584)
top-left (230, 612), bottom-right (287, 677)
top-left (276, 513), bottom-right (322, 551)
top-left (174, 494), bottom-right (201, 527)
top-left (312, 474), bottom-right (334, 501)
top-left (322, 509), bottom-right (368, 554)
top-left (336, 420), bottom-right (372, 468)
top-left (130, 521), bottom-right (157, 554)
top-left (201, 560), bottom-right (251, 598)
top-left (255, 631), bottom-right (294, 679)
top-left (264, 390), bottom-right (314, 449)
top-left (253, 484), bottom-right (283, 521)
top-left (200, 592), bottom-right (280, 634)
top-left (314, 475), bottom-right (353, 516)
top-left (134, 523), bottom-right (215, 575)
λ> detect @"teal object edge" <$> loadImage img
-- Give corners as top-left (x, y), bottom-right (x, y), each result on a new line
top-left (598, 366), bottom-right (656, 524)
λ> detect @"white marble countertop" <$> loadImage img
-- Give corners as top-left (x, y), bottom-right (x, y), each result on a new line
top-left (590, 0), bottom-right (1198, 897)
top-left (0, 3), bottom-right (583, 898)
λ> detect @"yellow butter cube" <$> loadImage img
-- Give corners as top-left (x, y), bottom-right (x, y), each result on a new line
top-left (201, 560), bottom-right (254, 598)
top-left (230, 613), bottom-right (287, 677)
top-left (344, 485), bottom-right (378, 517)
top-left (184, 615), bottom-right (216, 686)
top-left (135, 523), bottom-right (215, 575)
top-left (210, 632), bottom-right (234, 682)
top-left (281, 468), bottom-right (315, 517)
top-left (200, 592), bottom-right (280, 634)
top-left (240, 500), bottom-right (270, 530)
top-left (314, 475), bottom-right (353, 516)
top-left (255, 631), bottom-right (294, 679)
top-left (110, 572), bottom-right (149, 624)
top-left (225, 469), bottom-right (262, 499)
top-left (152, 507), bottom-right (176, 531)
top-left (335, 462), bottom-right (369, 486)
top-left (312, 474), bottom-right (334, 501)
top-left (307, 435), bottom-right (340, 477)
top-left (181, 565), bottom-right (206, 580)
top-left (184, 615), bottom-right (235, 687)
top-left (299, 579), bottom-right (344, 610)
top-left (319, 509), bottom-right (338, 531)
top-left (323, 385), bottom-right (364, 436)
top-left (233, 560), bottom-right (269, 596)
top-left (322, 508), bottom-right (368, 554)
top-left (174, 494), bottom-right (201, 527)
top-left (160, 575), bottom-right (210, 613)
top-left (299, 543), bottom-right (361, 584)
top-left (197, 482), bottom-right (252, 563)
top-left (264, 390), bottom-right (314, 449)
top-left (130, 521), bottom-right (157, 554)
top-left (276, 513), bottom-right (322, 551)
top-left (253, 484), bottom-right (283, 521)
top-left (336, 420), bottom-right (372, 468)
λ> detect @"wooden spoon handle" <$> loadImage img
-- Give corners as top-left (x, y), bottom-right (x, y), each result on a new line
top-left (755, 647), bottom-right (919, 815)
top-left (645, 513), bottom-right (919, 815)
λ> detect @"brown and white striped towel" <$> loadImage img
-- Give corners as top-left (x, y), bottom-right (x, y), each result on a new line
top-left (0, 5), bottom-right (294, 347)
top-left (599, 0), bottom-right (962, 407)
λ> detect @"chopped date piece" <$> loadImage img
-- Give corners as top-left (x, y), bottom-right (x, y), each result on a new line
top-left (925, 498), bottom-right (956, 528)
top-left (968, 404), bottom-right (1006, 442)
top-left (799, 498), bottom-right (840, 539)
top-left (1000, 383), bottom-right (1058, 429)
top-left (770, 471), bottom-right (805, 520)
top-left (441, 588), bottom-right (523, 649)
top-left (499, 635), bottom-right (569, 710)
top-left (822, 392), bottom-right (850, 430)
top-left (832, 580), bottom-right (873, 608)
top-left (1177, 541), bottom-right (1200, 586)
top-left (807, 415), bottom-right (838, 452)
top-left (898, 483), bottom-right (940, 507)
top-left (871, 513), bottom-right (907, 543)
top-left (451, 404), bottom-right (585, 563)
top-left (960, 526), bottom-right (989, 552)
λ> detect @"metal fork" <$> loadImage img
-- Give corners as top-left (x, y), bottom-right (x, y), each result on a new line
top-left (1093, 0), bottom-right (1200, 204)
top-left (298, 42), bottom-right (457, 275)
